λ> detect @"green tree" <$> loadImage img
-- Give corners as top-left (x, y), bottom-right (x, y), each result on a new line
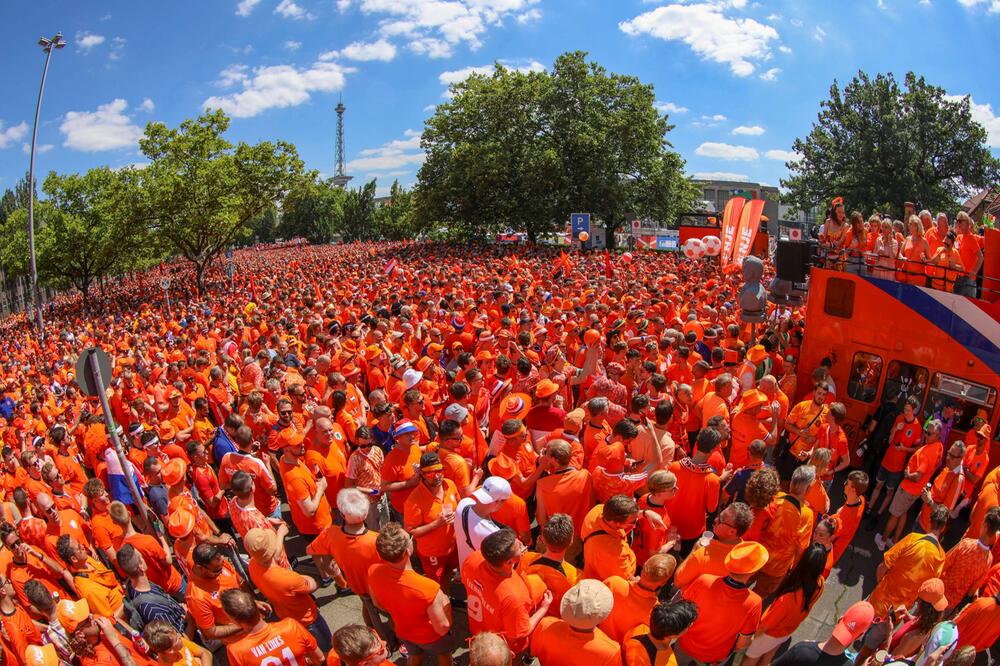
top-left (374, 180), bottom-right (418, 240)
top-left (340, 179), bottom-right (377, 241)
top-left (1, 168), bottom-right (142, 306)
top-left (246, 205), bottom-right (279, 245)
top-left (278, 172), bottom-right (345, 243)
top-left (782, 71), bottom-right (1000, 216)
top-left (0, 172), bottom-right (35, 228)
top-left (416, 51), bottom-right (697, 246)
top-left (136, 110), bottom-right (303, 293)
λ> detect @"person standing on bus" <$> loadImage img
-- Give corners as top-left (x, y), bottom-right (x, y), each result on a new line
top-left (955, 211), bottom-right (985, 298)
top-left (873, 220), bottom-right (901, 281)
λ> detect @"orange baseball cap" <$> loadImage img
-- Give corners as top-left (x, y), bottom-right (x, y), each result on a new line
top-left (917, 578), bottom-right (948, 611)
top-left (167, 509), bottom-right (195, 538)
top-left (830, 601), bottom-right (875, 646)
top-left (56, 598), bottom-right (90, 633)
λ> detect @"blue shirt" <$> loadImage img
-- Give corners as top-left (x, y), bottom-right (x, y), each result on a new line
top-left (0, 396), bottom-right (13, 421)
top-left (212, 427), bottom-right (238, 466)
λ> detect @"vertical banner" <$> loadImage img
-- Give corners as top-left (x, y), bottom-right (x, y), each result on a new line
top-left (732, 199), bottom-right (767, 268)
top-left (720, 197), bottom-right (746, 267)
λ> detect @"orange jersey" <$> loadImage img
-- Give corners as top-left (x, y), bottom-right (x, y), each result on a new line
top-left (226, 618), bottom-right (317, 666)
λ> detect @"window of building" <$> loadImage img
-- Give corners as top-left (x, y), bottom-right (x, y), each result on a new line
top-left (882, 361), bottom-right (929, 410)
top-left (922, 373), bottom-right (997, 433)
top-left (823, 278), bottom-right (855, 319)
top-left (846, 352), bottom-right (883, 403)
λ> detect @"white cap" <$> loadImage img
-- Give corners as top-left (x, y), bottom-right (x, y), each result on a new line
top-left (402, 369), bottom-right (424, 390)
top-left (472, 477), bottom-right (512, 504)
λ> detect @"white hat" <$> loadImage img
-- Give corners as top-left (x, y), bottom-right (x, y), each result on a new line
top-left (472, 477), bottom-right (512, 504)
top-left (402, 369), bottom-right (424, 390)
top-left (443, 403), bottom-right (469, 423)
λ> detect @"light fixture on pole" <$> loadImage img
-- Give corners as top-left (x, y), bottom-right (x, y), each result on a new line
top-left (27, 31), bottom-right (66, 330)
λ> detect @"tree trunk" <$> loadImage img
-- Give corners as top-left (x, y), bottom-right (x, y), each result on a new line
top-left (605, 219), bottom-right (618, 250)
top-left (526, 227), bottom-right (537, 245)
top-left (195, 260), bottom-right (208, 295)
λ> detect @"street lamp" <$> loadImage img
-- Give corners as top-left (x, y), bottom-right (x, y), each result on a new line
top-left (27, 31), bottom-right (66, 331)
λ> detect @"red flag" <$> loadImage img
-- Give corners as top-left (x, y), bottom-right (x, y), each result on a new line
top-left (604, 250), bottom-right (614, 278)
top-left (314, 283), bottom-right (322, 303)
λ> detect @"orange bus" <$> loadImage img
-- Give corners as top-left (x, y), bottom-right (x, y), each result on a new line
top-left (796, 267), bottom-right (1000, 470)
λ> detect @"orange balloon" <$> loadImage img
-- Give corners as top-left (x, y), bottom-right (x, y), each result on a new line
top-left (578, 231), bottom-right (590, 242)
top-left (583, 329), bottom-right (601, 346)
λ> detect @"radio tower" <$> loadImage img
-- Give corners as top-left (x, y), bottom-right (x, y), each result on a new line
top-left (332, 97), bottom-right (352, 188)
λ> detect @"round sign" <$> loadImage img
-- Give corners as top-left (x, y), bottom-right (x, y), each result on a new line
top-left (75, 347), bottom-right (113, 398)
top-left (160, 278), bottom-right (171, 290)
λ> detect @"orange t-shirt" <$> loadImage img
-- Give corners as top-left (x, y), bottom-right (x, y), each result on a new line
top-left (530, 617), bottom-right (622, 666)
top-left (367, 564), bottom-right (442, 645)
top-left (383, 444), bottom-right (422, 514)
top-left (186, 562), bottom-right (242, 642)
top-left (760, 579), bottom-right (825, 637)
top-left (305, 439), bottom-right (348, 508)
top-left (868, 532), bottom-right (946, 617)
top-left (279, 458), bottom-right (332, 535)
top-left (226, 618), bottom-right (317, 666)
top-left (623, 625), bottom-right (675, 666)
top-left (678, 574), bottom-right (762, 663)
top-left (306, 525), bottom-right (380, 596)
top-left (599, 575), bottom-right (659, 643)
top-left (728, 412), bottom-right (767, 469)
top-left (92, 509), bottom-right (126, 554)
top-left (248, 559), bottom-right (319, 624)
top-left (124, 533), bottom-right (183, 595)
top-left (517, 553), bottom-right (580, 618)
top-left (664, 459), bottom-right (720, 540)
top-left (674, 538), bottom-right (738, 590)
top-left (461, 551), bottom-right (536, 654)
top-left (536, 468), bottom-right (593, 537)
top-left (830, 499), bottom-right (865, 565)
top-left (759, 494), bottom-right (814, 578)
top-left (581, 505), bottom-right (637, 581)
top-left (881, 416), bottom-right (922, 472)
top-left (404, 480), bottom-right (461, 557)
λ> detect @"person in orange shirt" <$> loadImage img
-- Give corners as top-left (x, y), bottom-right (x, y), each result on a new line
top-left (755, 464), bottom-right (817, 597)
top-left (728, 390), bottom-right (772, 469)
top-left (143, 619), bottom-right (213, 666)
top-left (487, 419), bottom-right (546, 500)
top-left (108, 501), bottom-right (184, 597)
top-left (954, 211), bottom-right (984, 297)
top-left (633, 470), bottom-right (679, 566)
top-left (83, 478), bottom-right (125, 567)
top-left (580, 495), bottom-right (640, 581)
top-left (381, 420), bottom-right (422, 520)
top-left (368, 523), bottom-right (453, 664)
top-left (581, 398), bottom-right (613, 468)
top-left (675, 541), bottom-right (767, 665)
top-left (530, 579), bottom-right (621, 666)
top-left (802, 448), bottom-right (831, 516)
top-left (622, 600), bottom-right (699, 666)
top-left (244, 528), bottom-right (332, 653)
top-left (1, 522), bottom-right (77, 610)
top-left (56, 536), bottom-right (126, 621)
top-left (308, 416), bottom-right (349, 508)
top-left (517, 514), bottom-right (580, 618)
top-left (221, 589), bottom-right (324, 666)
top-left (778, 383), bottom-right (828, 482)
top-left (461, 528), bottom-right (551, 659)
top-left (857, 505), bottom-right (949, 664)
top-left (665, 428), bottom-right (732, 554)
top-left (219, 425), bottom-right (281, 519)
top-left (278, 434), bottom-right (332, 542)
top-left (57, 598), bottom-right (156, 666)
top-left (674, 501), bottom-right (754, 590)
top-left (956, 423), bottom-right (991, 515)
top-left (186, 542), bottom-right (267, 646)
top-left (35, 492), bottom-right (92, 561)
top-left (743, 543), bottom-right (827, 665)
top-left (535, 440), bottom-right (593, 545)
top-left (878, 418), bottom-right (944, 551)
top-left (329, 624), bottom-right (394, 666)
top-left (869, 396), bottom-right (923, 518)
top-left (599, 553), bottom-right (676, 644)
top-left (830, 471), bottom-right (868, 568)
top-left (404, 452), bottom-right (461, 585)
top-left (916, 441), bottom-right (967, 533)
top-left (694, 374), bottom-right (734, 430)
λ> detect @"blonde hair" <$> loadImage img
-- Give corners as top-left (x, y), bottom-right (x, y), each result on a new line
top-left (648, 470), bottom-right (677, 492)
top-left (907, 215), bottom-right (925, 239)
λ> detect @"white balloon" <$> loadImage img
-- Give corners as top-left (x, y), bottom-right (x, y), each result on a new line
top-left (683, 238), bottom-right (705, 260)
top-left (702, 235), bottom-right (722, 256)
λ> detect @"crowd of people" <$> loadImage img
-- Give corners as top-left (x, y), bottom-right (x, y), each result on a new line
top-left (817, 198), bottom-right (990, 297)
top-left (0, 239), bottom-right (995, 666)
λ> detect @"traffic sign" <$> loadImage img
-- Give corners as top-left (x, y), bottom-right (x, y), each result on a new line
top-left (160, 278), bottom-right (170, 290)
top-left (570, 213), bottom-right (591, 237)
top-left (76, 347), bottom-right (112, 398)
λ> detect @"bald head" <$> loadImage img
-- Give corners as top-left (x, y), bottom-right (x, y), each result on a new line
top-left (469, 632), bottom-right (511, 666)
top-left (759, 375), bottom-right (777, 395)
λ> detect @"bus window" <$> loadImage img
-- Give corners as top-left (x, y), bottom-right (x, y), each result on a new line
top-left (824, 278), bottom-right (855, 319)
top-left (846, 352), bottom-right (883, 403)
top-left (922, 373), bottom-right (997, 433)
top-left (882, 361), bottom-right (929, 410)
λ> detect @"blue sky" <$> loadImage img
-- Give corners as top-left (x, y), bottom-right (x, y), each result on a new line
top-left (1, 0), bottom-right (998, 198)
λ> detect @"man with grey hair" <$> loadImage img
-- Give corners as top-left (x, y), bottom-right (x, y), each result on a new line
top-left (877, 418), bottom-right (945, 551)
top-left (469, 632), bottom-right (512, 666)
top-left (756, 464), bottom-right (816, 596)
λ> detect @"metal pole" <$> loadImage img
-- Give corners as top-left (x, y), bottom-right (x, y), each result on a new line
top-left (164, 288), bottom-right (171, 318)
top-left (27, 37), bottom-right (59, 331)
top-left (87, 350), bottom-right (152, 534)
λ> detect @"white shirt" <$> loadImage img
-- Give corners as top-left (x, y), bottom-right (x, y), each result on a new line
top-left (455, 497), bottom-right (502, 565)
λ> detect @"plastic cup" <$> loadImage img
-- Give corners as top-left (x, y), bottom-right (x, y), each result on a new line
top-left (698, 531), bottom-right (714, 548)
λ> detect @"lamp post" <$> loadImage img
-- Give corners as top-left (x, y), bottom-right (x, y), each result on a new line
top-left (27, 32), bottom-right (66, 331)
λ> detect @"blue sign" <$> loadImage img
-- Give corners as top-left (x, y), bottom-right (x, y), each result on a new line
top-left (570, 213), bottom-right (591, 237)
top-left (656, 232), bottom-right (679, 250)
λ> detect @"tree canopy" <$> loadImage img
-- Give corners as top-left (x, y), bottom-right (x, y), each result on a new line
top-left (782, 71), bottom-right (1000, 216)
top-left (416, 51), bottom-right (698, 246)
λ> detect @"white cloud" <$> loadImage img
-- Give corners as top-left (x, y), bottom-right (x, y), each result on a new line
top-left (217, 64), bottom-right (250, 88)
top-left (693, 171), bottom-right (750, 181)
top-left (619, 3), bottom-right (780, 77)
top-left (813, 26), bottom-right (827, 41)
top-left (438, 60), bottom-right (545, 95)
top-left (109, 36), bottom-right (126, 61)
top-left (778, 45), bottom-right (792, 54)
top-left (702, 114), bottom-right (727, 122)
top-left (957, 0), bottom-right (1000, 11)
top-left (139, 98), bottom-right (155, 112)
top-left (203, 60), bottom-right (353, 118)
top-left (60, 99), bottom-right (144, 152)
top-left (655, 101), bottom-right (688, 114)
top-left (347, 129), bottom-right (425, 173)
top-left (76, 31), bottom-right (106, 51)
top-left (695, 142), bottom-right (759, 160)
top-left (322, 39), bottom-right (397, 62)
top-left (790, 18), bottom-right (803, 27)
top-left (22, 143), bottom-right (53, 155)
top-left (236, 0), bottom-right (262, 16)
top-left (732, 125), bottom-right (765, 136)
top-left (760, 67), bottom-right (780, 81)
top-left (337, 0), bottom-right (351, 10)
top-left (946, 94), bottom-right (1000, 147)
top-left (285, 40), bottom-right (302, 51)
top-left (0, 121), bottom-right (28, 149)
top-left (275, 0), bottom-right (314, 20)
top-left (765, 149), bottom-right (801, 162)
top-left (349, 0), bottom-right (540, 58)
